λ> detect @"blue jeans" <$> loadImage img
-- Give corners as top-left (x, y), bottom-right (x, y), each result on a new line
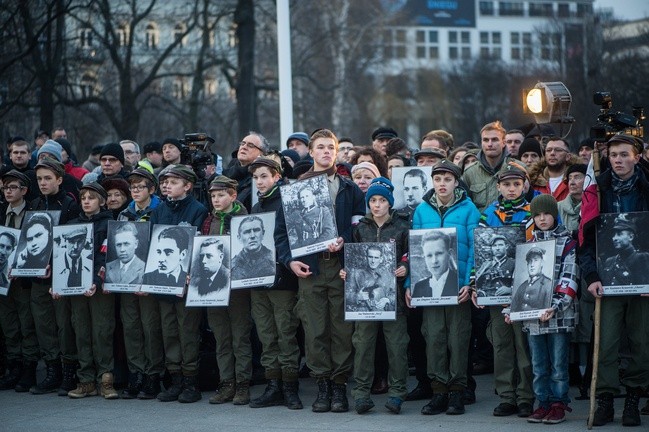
top-left (527, 332), bottom-right (571, 406)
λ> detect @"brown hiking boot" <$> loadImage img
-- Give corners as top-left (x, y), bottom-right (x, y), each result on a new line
top-left (209, 380), bottom-right (235, 404)
top-left (100, 372), bottom-right (119, 399)
top-left (233, 381), bottom-right (250, 405)
top-left (68, 382), bottom-right (98, 399)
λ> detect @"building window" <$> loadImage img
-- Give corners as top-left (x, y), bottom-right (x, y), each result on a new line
top-left (80, 73), bottom-right (97, 98)
top-left (540, 32), bottom-right (561, 61)
top-left (510, 31), bottom-right (532, 60)
top-left (383, 28), bottom-right (407, 59)
top-left (174, 23), bottom-right (186, 46)
top-left (172, 77), bottom-right (187, 99)
top-left (449, 30), bottom-right (471, 60)
top-left (415, 30), bottom-right (439, 59)
top-left (558, 3), bottom-right (570, 17)
top-left (204, 77), bottom-right (217, 96)
top-left (577, 3), bottom-right (593, 17)
top-left (79, 25), bottom-right (93, 48)
top-left (145, 23), bottom-right (159, 49)
top-left (116, 24), bottom-right (129, 47)
top-left (228, 23), bottom-right (237, 48)
top-left (480, 31), bottom-right (502, 59)
top-left (499, 2), bottom-right (523, 16)
top-left (529, 3), bottom-right (554, 17)
top-left (479, 1), bottom-right (494, 15)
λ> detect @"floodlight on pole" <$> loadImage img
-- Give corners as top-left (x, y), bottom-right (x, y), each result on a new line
top-left (522, 81), bottom-right (574, 124)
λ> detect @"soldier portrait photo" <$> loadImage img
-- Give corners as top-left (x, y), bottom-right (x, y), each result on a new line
top-left (510, 239), bottom-right (556, 321)
top-left (280, 174), bottom-right (338, 258)
top-left (230, 213), bottom-right (276, 288)
top-left (104, 221), bottom-right (150, 292)
top-left (409, 227), bottom-right (459, 306)
top-left (12, 210), bottom-right (60, 277)
top-left (52, 224), bottom-right (94, 296)
top-left (391, 166), bottom-right (433, 213)
top-left (186, 235), bottom-right (231, 307)
top-left (0, 227), bottom-right (19, 295)
top-left (473, 226), bottom-right (526, 305)
top-left (597, 212), bottom-right (649, 295)
top-left (141, 225), bottom-right (195, 296)
top-left (343, 243), bottom-right (396, 321)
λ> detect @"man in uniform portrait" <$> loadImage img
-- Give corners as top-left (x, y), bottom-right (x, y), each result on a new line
top-left (289, 186), bottom-right (336, 250)
top-left (475, 234), bottom-right (516, 297)
top-left (511, 247), bottom-right (552, 312)
top-left (346, 245), bottom-right (394, 312)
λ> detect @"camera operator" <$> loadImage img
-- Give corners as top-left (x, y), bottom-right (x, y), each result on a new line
top-left (223, 131), bottom-right (269, 212)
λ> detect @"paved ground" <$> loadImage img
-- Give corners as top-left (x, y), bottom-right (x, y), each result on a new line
top-left (0, 372), bottom-right (638, 431)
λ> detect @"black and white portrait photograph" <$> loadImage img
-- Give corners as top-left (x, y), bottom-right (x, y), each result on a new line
top-left (409, 227), bottom-right (459, 306)
top-left (343, 243), bottom-right (396, 321)
top-left (230, 213), bottom-right (276, 288)
top-left (509, 239), bottom-right (556, 321)
top-left (141, 225), bottom-right (195, 296)
top-left (105, 221), bottom-right (150, 293)
top-left (12, 210), bottom-right (60, 277)
top-left (0, 227), bottom-right (20, 295)
top-left (186, 235), bottom-right (231, 307)
top-left (280, 174), bottom-right (338, 258)
top-left (473, 226), bottom-right (526, 306)
top-left (52, 224), bottom-right (94, 296)
top-left (391, 166), bottom-right (433, 213)
top-left (597, 212), bottom-right (649, 295)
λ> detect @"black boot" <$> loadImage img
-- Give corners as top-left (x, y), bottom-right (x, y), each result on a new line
top-left (138, 373), bottom-right (161, 400)
top-left (58, 362), bottom-right (78, 396)
top-left (283, 380), bottom-right (303, 410)
top-left (15, 361), bottom-right (37, 393)
top-left (157, 372), bottom-right (183, 402)
top-left (330, 382), bottom-right (349, 413)
top-left (30, 360), bottom-right (62, 394)
top-left (592, 392), bottom-right (615, 426)
top-left (178, 375), bottom-right (202, 403)
top-left (623, 387), bottom-right (642, 427)
top-left (250, 379), bottom-right (284, 408)
top-left (312, 378), bottom-right (332, 413)
top-left (0, 361), bottom-right (23, 390)
top-left (121, 371), bottom-right (144, 399)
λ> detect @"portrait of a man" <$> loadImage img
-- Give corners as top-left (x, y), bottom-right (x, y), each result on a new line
top-left (0, 230), bottom-right (17, 288)
top-left (288, 186), bottom-right (336, 250)
top-left (14, 212), bottom-right (54, 272)
top-left (142, 226), bottom-right (191, 290)
top-left (511, 246), bottom-right (553, 313)
top-left (231, 215), bottom-right (275, 281)
top-left (600, 217), bottom-right (649, 287)
top-left (53, 224), bottom-right (94, 294)
top-left (191, 237), bottom-right (229, 296)
top-left (475, 234), bottom-right (515, 297)
top-left (345, 244), bottom-right (395, 314)
top-left (106, 222), bottom-right (146, 285)
top-left (412, 230), bottom-right (458, 298)
top-left (400, 168), bottom-right (427, 213)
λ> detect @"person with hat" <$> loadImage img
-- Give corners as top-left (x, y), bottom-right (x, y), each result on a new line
top-left (463, 121), bottom-right (521, 212)
top-left (474, 234), bottom-right (516, 298)
top-left (119, 166), bottom-right (161, 222)
top-left (198, 174), bottom-right (251, 405)
top-left (82, 144), bottom-right (104, 172)
top-left (518, 137), bottom-right (543, 168)
top-left (371, 127), bottom-right (398, 157)
top-left (149, 164), bottom-right (208, 404)
top-left (511, 193), bottom-right (578, 424)
top-left (0, 170), bottom-right (39, 392)
top-left (142, 141), bottom-right (163, 169)
top-left (406, 160), bottom-right (480, 416)
top-left (98, 143), bottom-right (128, 181)
top-left (471, 160), bottom-right (535, 418)
top-left (558, 164), bottom-right (587, 236)
top-left (36, 141), bottom-right (84, 201)
top-left (161, 138), bottom-right (183, 166)
top-left (579, 133), bottom-right (649, 427)
top-left (246, 157), bottom-right (303, 409)
top-left (27, 158), bottom-right (81, 396)
top-left (415, 148), bottom-right (447, 167)
top-left (577, 138), bottom-right (594, 165)
top-left (350, 162), bottom-right (380, 194)
top-left (101, 177), bottom-right (131, 219)
top-left (286, 132), bottom-right (310, 160)
top-left (337, 176), bottom-right (410, 415)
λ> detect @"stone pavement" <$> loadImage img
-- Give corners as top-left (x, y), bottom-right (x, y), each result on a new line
top-left (0, 372), bottom-right (637, 432)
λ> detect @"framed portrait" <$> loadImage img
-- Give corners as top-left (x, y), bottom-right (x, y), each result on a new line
top-left (230, 212), bottom-right (276, 289)
top-left (391, 166), bottom-right (433, 213)
top-left (409, 227), bottom-right (459, 306)
top-left (141, 225), bottom-right (196, 296)
top-left (104, 221), bottom-right (150, 293)
top-left (509, 239), bottom-right (556, 321)
top-left (0, 226), bottom-right (20, 295)
top-left (473, 226), bottom-right (526, 306)
top-left (597, 212), bottom-right (649, 295)
top-left (343, 242), bottom-right (396, 321)
top-left (52, 224), bottom-right (94, 296)
top-left (280, 174), bottom-right (338, 258)
top-left (186, 235), bottom-right (231, 307)
top-left (12, 210), bottom-right (60, 277)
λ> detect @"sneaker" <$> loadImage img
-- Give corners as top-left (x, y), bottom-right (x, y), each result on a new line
top-left (543, 402), bottom-right (571, 424)
top-left (421, 393), bottom-right (449, 415)
top-left (209, 380), bottom-right (235, 404)
top-left (233, 381), bottom-right (250, 405)
top-left (68, 382), bottom-right (98, 399)
top-left (354, 398), bottom-right (375, 414)
top-left (100, 372), bottom-right (119, 399)
top-left (385, 397), bottom-right (403, 414)
top-left (528, 406), bottom-right (551, 423)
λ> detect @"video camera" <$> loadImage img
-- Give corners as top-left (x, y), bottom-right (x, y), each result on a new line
top-left (590, 92), bottom-right (644, 141)
top-left (179, 133), bottom-right (215, 180)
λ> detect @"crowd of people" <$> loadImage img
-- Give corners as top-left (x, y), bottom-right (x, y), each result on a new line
top-left (0, 122), bottom-right (647, 427)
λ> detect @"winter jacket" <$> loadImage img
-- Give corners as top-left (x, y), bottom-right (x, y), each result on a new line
top-left (461, 151), bottom-right (521, 212)
top-left (118, 194), bottom-right (162, 222)
top-left (557, 195), bottom-right (580, 235)
top-left (412, 188), bottom-right (481, 287)
top-left (522, 224), bottom-right (579, 335)
top-left (479, 195), bottom-right (533, 241)
top-left (69, 209), bottom-right (113, 289)
top-left (528, 155), bottom-right (580, 202)
top-left (30, 188), bottom-right (80, 225)
top-left (64, 161), bottom-right (90, 182)
top-left (150, 194), bottom-right (208, 228)
top-left (201, 201), bottom-right (247, 236)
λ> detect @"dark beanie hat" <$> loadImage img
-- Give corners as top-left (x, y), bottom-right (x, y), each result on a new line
top-left (518, 138), bottom-right (543, 157)
top-left (578, 138), bottom-right (594, 150)
top-left (566, 164), bottom-right (587, 178)
top-left (100, 143), bottom-right (125, 165)
top-left (530, 194), bottom-right (558, 220)
top-left (292, 160), bottom-right (313, 179)
top-left (143, 141), bottom-right (162, 154)
top-left (280, 149), bottom-right (301, 164)
top-left (365, 177), bottom-right (395, 208)
top-left (55, 138), bottom-right (73, 157)
top-left (162, 138), bottom-right (183, 152)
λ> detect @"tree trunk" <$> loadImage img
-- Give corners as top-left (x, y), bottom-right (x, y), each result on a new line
top-left (235, 0), bottom-right (257, 138)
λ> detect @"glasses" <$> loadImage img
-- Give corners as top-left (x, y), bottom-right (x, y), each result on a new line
top-left (545, 147), bottom-right (568, 154)
top-left (505, 139), bottom-right (522, 144)
top-left (1, 185), bottom-right (24, 192)
top-left (101, 157), bottom-right (119, 163)
top-left (239, 140), bottom-right (263, 152)
top-left (124, 150), bottom-right (139, 155)
top-left (129, 185), bottom-right (148, 192)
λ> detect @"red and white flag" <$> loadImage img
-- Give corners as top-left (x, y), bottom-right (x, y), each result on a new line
top-left (578, 156), bottom-right (599, 245)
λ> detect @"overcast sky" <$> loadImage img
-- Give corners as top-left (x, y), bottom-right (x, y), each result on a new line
top-left (595, 0), bottom-right (649, 20)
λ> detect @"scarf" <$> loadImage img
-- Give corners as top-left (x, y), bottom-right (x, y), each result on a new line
top-left (611, 166), bottom-right (639, 195)
top-left (212, 202), bottom-right (242, 235)
top-left (496, 195), bottom-right (529, 225)
top-left (298, 165), bottom-right (336, 180)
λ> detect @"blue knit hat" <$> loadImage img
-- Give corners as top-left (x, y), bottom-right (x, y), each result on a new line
top-left (365, 177), bottom-right (394, 208)
top-left (37, 139), bottom-right (63, 162)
